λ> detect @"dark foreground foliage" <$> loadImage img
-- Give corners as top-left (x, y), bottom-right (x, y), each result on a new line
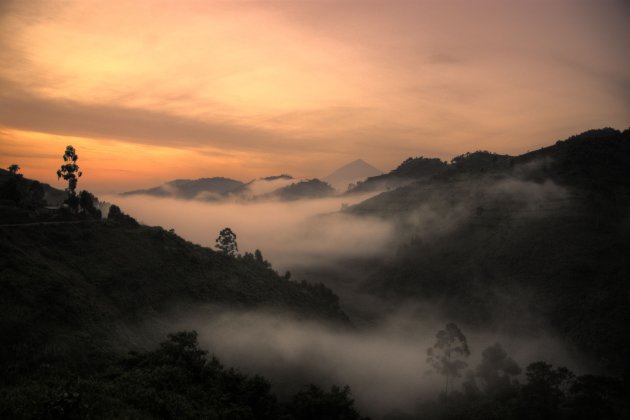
top-left (414, 327), bottom-right (630, 420)
top-left (351, 128), bottom-right (630, 373)
top-left (387, 357), bottom-right (630, 420)
top-left (0, 217), bottom-right (348, 379)
top-left (0, 331), bottom-right (366, 420)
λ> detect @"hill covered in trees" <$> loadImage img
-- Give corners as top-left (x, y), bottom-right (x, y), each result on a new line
top-left (346, 156), bottom-right (447, 195)
top-left (121, 177), bottom-right (245, 200)
top-left (0, 168), bottom-right (66, 209)
top-left (2, 127), bottom-right (629, 419)
top-left (346, 128), bottom-right (630, 373)
top-left (1, 329), bottom-right (367, 420)
top-left (0, 215), bottom-right (349, 374)
top-left (265, 179), bottom-right (336, 201)
top-left (0, 165), bottom-right (357, 418)
top-left (120, 175), bottom-right (339, 202)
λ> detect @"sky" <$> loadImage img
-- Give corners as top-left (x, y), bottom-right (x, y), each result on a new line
top-left (0, 0), bottom-right (628, 192)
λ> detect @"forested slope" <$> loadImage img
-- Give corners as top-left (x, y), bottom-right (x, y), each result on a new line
top-left (349, 128), bottom-right (630, 372)
top-left (0, 218), bottom-right (348, 380)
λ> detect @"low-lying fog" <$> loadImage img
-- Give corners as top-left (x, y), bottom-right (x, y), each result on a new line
top-left (149, 306), bottom-right (582, 418)
top-left (105, 178), bottom-right (584, 418)
top-left (103, 176), bottom-right (567, 275)
top-left (102, 193), bottom-right (395, 271)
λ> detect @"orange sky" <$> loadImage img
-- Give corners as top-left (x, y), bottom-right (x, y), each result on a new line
top-left (0, 0), bottom-right (628, 192)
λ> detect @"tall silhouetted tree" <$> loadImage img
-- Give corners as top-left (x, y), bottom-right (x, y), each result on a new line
top-left (56, 145), bottom-right (82, 211)
top-left (427, 322), bottom-right (470, 395)
top-left (216, 227), bottom-right (238, 256)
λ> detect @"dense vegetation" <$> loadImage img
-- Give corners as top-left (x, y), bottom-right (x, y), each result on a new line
top-left (0, 331), bottom-right (366, 419)
top-left (0, 169), bottom-right (65, 213)
top-left (389, 357), bottom-right (630, 420)
top-left (349, 128), bottom-right (630, 373)
top-left (398, 323), bottom-right (630, 420)
top-left (0, 217), bottom-right (348, 378)
top-left (346, 156), bottom-right (447, 195)
top-left (2, 128), bottom-right (629, 418)
top-left (0, 164), bottom-right (354, 418)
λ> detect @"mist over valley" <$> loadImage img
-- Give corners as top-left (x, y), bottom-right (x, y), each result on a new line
top-left (1, 0), bottom-right (629, 416)
top-left (72, 128), bottom-right (628, 417)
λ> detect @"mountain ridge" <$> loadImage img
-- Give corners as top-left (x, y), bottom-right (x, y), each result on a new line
top-left (121, 176), bottom-right (245, 200)
top-left (343, 127), bottom-right (630, 372)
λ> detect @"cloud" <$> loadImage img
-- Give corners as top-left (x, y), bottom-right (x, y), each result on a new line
top-left (104, 172), bottom-right (587, 417)
top-left (0, 82), bottom-right (315, 155)
top-left (1, 0), bottom-right (628, 184)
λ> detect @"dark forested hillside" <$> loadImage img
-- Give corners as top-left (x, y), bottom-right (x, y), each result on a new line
top-left (1, 329), bottom-right (367, 420)
top-left (0, 167), bottom-right (362, 419)
top-left (1, 128), bottom-right (629, 419)
top-left (0, 168), bottom-right (66, 208)
top-left (267, 178), bottom-right (336, 200)
top-left (0, 218), bottom-right (348, 381)
top-left (346, 156), bottom-right (447, 195)
top-left (349, 128), bottom-right (630, 372)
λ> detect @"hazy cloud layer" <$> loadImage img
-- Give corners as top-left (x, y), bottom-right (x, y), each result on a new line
top-left (105, 172), bottom-right (568, 272)
top-left (109, 175), bottom-right (585, 417)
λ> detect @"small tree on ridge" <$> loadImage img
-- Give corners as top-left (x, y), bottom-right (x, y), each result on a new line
top-left (216, 227), bottom-right (238, 257)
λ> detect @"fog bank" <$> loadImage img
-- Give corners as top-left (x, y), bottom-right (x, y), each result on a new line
top-left (103, 193), bottom-right (395, 271)
top-left (166, 307), bottom-right (584, 418)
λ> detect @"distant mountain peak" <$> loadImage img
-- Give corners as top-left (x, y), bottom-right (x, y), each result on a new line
top-left (324, 159), bottom-right (382, 191)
